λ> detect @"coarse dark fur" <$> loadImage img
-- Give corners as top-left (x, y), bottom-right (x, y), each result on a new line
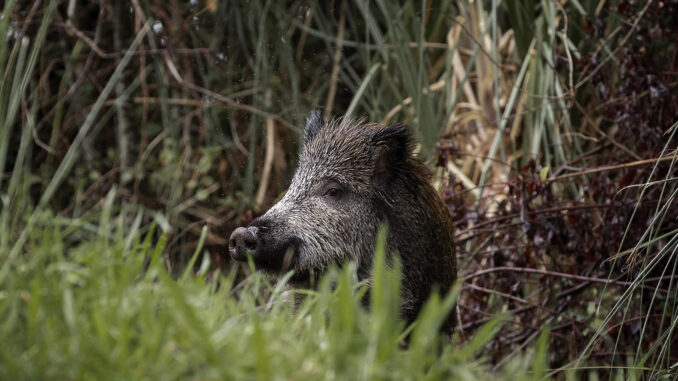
top-left (229, 112), bottom-right (457, 331)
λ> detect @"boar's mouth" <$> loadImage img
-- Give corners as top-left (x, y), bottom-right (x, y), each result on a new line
top-left (229, 221), bottom-right (300, 275)
top-left (253, 227), bottom-right (300, 273)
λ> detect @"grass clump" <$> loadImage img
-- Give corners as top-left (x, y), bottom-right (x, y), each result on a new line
top-left (1, 214), bottom-right (553, 380)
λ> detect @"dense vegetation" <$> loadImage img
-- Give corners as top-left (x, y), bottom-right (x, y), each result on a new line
top-left (1, 0), bottom-right (676, 379)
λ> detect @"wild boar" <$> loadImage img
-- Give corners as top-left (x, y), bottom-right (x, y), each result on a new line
top-left (229, 112), bottom-right (457, 330)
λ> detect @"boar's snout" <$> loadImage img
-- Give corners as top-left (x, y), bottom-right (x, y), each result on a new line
top-left (229, 226), bottom-right (259, 261)
top-left (228, 217), bottom-right (299, 274)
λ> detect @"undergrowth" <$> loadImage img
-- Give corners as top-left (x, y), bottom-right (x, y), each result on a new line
top-left (0, 0), bottom-right (677, 379)
top-left (1, 217), bottom-right (553, 380)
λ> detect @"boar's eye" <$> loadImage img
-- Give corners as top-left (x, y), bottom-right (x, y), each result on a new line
top-left (325, 187), bottom-right (343, 199)
top-left (319, 181), bottom-right (344, 202)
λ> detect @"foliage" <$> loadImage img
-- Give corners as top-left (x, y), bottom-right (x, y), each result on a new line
top-left (0, 0), bottom-right (676, 378)
top-left (1, 213), bottom-right (553, 380)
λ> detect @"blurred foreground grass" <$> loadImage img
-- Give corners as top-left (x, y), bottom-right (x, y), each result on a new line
top-left (1, 216), bottom-right (555, 380)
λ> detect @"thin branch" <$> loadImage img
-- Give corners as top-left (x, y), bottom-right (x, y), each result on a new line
top-left (324, 3), bottom-right (345, 120)
top-left (548, 155), bottom-right (678, 182)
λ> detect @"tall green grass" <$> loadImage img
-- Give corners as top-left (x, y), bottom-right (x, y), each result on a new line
top-left (0, 212), bottom-right (556, 380)
top-left (572, 123), bottom-right (678, 379)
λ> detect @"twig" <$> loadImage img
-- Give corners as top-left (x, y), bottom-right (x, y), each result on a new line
top-left (130, 0), bottom-right (150, 136)
top-left (113, 1), bottom-right (129, 183)
top-left (574, 0), bottom-right (654, 91)
top-left (383, 80), bottom-right (445, 124)
top-left (463, 283), bottom-right (560, 316)
top-left (455, 202), bottom-right (612, 238)
top-left (31, 117), bottom-right (55, 154)
top-left (548, 155), bottom-right (678, 182)
top-left (324, 3), bottom-right (345, 120)
top-left (181, 81), bottom-right (300, 133)
top-left (255, 89), bottom-right (276, 209)
top-left (573, 99), bottom-right (642, 161)
top-left (493, 317), bottom-right (552, 371)
top-left (593, 80), bottom-right (678, 112)
top-left (105, 97), bottom-right (207, 107)
top-left (185, 222), bottom-right (228, 246)
top-left (554, 0), bottom-right (574, 100)
top-left (153, 45), bottom-right (300, 136)
top-left (551, 143), bottom-right (607, 177)
top-left (2, 0), bottom-right (42, 87)
top-left (464, 266), bottom-right (633, 286)
top-left (61, 20), bottom-right (117, 59)
top-left (58, 167), bottom-right (120, 217)
top-left (455, 304), bottom-right (467, 341)
top-left (464, 266), bottom-right (672, 293)
top-left (607, 228), bottom-right (678, 261)
top-left (295, 7), bottom-right (313, 64)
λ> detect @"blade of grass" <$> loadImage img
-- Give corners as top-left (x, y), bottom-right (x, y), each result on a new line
top-left (476, 39), bottom-right (535, 202)
top-left (0, 20), bottom-right (152, 286)
top-left (0, 0), bottom-right (19, 119)
top-left (345, 63), bottom-right (381, 120)
top-left (0, 36), bottom-right (28, 193)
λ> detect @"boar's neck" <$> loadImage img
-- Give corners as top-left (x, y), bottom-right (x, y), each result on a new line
top-left (377, 164), bottom-right (457, 325)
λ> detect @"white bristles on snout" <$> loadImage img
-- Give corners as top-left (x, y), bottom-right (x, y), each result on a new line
top-left (229, 113), bottom-right (457, 332)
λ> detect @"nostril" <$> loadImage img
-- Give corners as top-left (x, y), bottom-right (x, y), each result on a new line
top-left (244, 238), bottom-right (257, 251)
top-left (228, 226), bottom-right (259, 261)
top-left (243, 226), bottom-right (258, 252)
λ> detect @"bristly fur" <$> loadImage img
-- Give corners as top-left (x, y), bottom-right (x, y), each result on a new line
top-left (303, 111), bottom-right (325, 145)
top-left (244, 115), bottom-right (457, 332)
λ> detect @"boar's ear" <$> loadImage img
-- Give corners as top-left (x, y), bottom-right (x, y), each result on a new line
top-left (304, 111), bottom-right (325, 145)
top-left (371, 124), bottom-right (411, 186)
